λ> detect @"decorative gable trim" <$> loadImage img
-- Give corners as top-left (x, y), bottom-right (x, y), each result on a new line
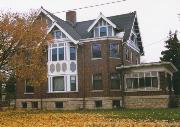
top-left (87, 13), bottom-right (117, 32)
top-left (37, 7), bottom-right (55, 23)
top-left (48, 22), bottom-right (79, 44)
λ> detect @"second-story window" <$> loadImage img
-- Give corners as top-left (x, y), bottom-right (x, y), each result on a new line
top-left (70, 47), bottom-right (76, 60)
top-left (125, 48), bottom-right (129, 60)
top-left (92, 43), bottom-right (101, 58)
top-left (58, 47), bottom-right (64, 60)
top-left (109, 43), bottom-right (119, 58)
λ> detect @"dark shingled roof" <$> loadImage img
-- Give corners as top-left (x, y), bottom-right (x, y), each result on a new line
top-left (43, 8), bottom-right (143, 54)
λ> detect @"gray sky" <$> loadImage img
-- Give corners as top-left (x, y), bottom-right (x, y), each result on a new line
top-left (0, 0), bottom-right (180, 62)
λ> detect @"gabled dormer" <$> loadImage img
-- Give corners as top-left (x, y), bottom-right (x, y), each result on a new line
top-left (87, 13), bottom-right (117, 38)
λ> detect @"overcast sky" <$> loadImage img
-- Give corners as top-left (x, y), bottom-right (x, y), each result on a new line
top-left (0, 0), bottom-right (180, 62)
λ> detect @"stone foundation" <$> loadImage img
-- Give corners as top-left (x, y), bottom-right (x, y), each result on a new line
top-left (16, 95), bottom-right (172, 110)
top-left (16, 97), bottom-right (122, 110)
top-left (124, 95), bottom-right (170, 109)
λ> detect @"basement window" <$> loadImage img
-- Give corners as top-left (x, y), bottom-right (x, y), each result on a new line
top-left (21, 102), bottom-right (27, 108)
top-left (55, 102), bottom-right (63, 108)
top-left (32, 102), bottom-right (38, 109)
top-left (95, 100), bottom-right (102, 108)
top-left (112, 100), bottom-right (121, 108)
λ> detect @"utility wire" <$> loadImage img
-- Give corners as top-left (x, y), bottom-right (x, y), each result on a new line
top-left (144, 33), bottom-right (177, 48)
top-left (52, 0), bottom-right (126, 14)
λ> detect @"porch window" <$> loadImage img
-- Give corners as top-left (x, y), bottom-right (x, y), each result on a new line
top-left (92, 74), bottom-right (102, 90)
top-left (109, 43), bottom-right (119, 58)
top-left (125, 71), bottom-right (159, 91)
top-left (92, 43), bottom-right (101, 58)
top-left (53, 76), bottom-right (65, 91)
top-left (110, 73), bottom-right (121, 89)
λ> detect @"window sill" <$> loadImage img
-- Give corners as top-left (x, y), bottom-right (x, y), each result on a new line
top-left (24, 93), bottom-right (34, 95)
top-left (110, 89), bottom-right (122, 91)
top-left (125, 89), bottom-right (161, 92)
top-left (47, 91), bottom-right (79, 93)
top-left (91, 58), bottom-right (102, 60)
top-left (91, 90), bottom-right (104, 92)
top-left (109, 57), bottom-right (120, 59)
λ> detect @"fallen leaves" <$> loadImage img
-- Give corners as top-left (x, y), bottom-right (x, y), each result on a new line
top-left (0, 110), bottom-right (179, 127)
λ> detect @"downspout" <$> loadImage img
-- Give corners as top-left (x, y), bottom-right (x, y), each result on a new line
top-left (82, 44), bottom-right (86, 109)
top-left (121, 42), bottom-right (126, 108)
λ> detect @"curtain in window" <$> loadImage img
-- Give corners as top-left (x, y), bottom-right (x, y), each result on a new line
top-left (53, 76), bottom-right (64, 91)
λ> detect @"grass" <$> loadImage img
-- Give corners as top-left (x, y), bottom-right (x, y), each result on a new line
top-left (0, 108), bottom-right (180, 127)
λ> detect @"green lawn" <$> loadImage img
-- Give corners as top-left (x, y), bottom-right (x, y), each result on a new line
top-left (79, 108), bottom-right (180, 121)
top-left (23, 108), bottom-right (180, 121)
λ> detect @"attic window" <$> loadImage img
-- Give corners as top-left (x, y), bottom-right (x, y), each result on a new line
top-left (94, 18), bottom-right (113, 37)
top-left (53, 30), bottom-right (66, 39)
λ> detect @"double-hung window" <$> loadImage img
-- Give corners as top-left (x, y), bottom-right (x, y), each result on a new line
top-left (111, 73), bottom-right (121, 90)
top-left (70, 76), bottom-right (76, 91)
top-left (25, 80), bottom-right (34, 93)
top-left (53, 76), bottom-right (65, 91)
top-left (92, 43), bottom-right (101, 58)
top-left (109, 43), bottom-right (119, 58)
top-left (92, 74), bottom-right (102, 90)
top-left (70, 47), bottom-right (76, 60)
top-left (50, 43), bottom-right (65, 61)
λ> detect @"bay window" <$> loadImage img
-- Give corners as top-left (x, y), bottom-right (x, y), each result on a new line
top-left (70, 47), bottom-right (76, 60)
top-left (49, 42), bottom-right (77, 61)
top-left (70, 76), bottom-right (76, 91)
top-left (53, 76), bottom-right (65, 91)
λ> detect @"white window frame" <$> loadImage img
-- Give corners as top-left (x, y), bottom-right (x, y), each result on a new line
top-left (125, 71), bottom-right (160, 91)
top-left (93, 19), bottom-right (114, 38)
top-left (48, 75), bottom-right (78, 93)
top-left (53, 30), bottom-right (67, 40)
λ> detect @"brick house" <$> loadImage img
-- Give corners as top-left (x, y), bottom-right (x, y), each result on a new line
top-left (16, 7), bottom-right (178, 110)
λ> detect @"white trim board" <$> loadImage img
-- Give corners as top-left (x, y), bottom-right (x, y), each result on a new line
top-left (48, 22), bottom-right (79, 44)
top-left (87, 13), bottom-right (116, 32)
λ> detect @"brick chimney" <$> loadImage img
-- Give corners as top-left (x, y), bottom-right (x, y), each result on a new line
top-left (66, 11), bottom-right (76, 25)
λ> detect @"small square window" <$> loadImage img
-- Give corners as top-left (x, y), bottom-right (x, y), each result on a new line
top-left (55, 102), bottom-right (63, 108)
top-left (32, 102), bottom-right (38, 109)
top-left (95, 100), bottom-right (102, 108)
top-left (112, 100), bottom-right (121, 108)
top-left (22, 102), bottom-right (27, 108)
